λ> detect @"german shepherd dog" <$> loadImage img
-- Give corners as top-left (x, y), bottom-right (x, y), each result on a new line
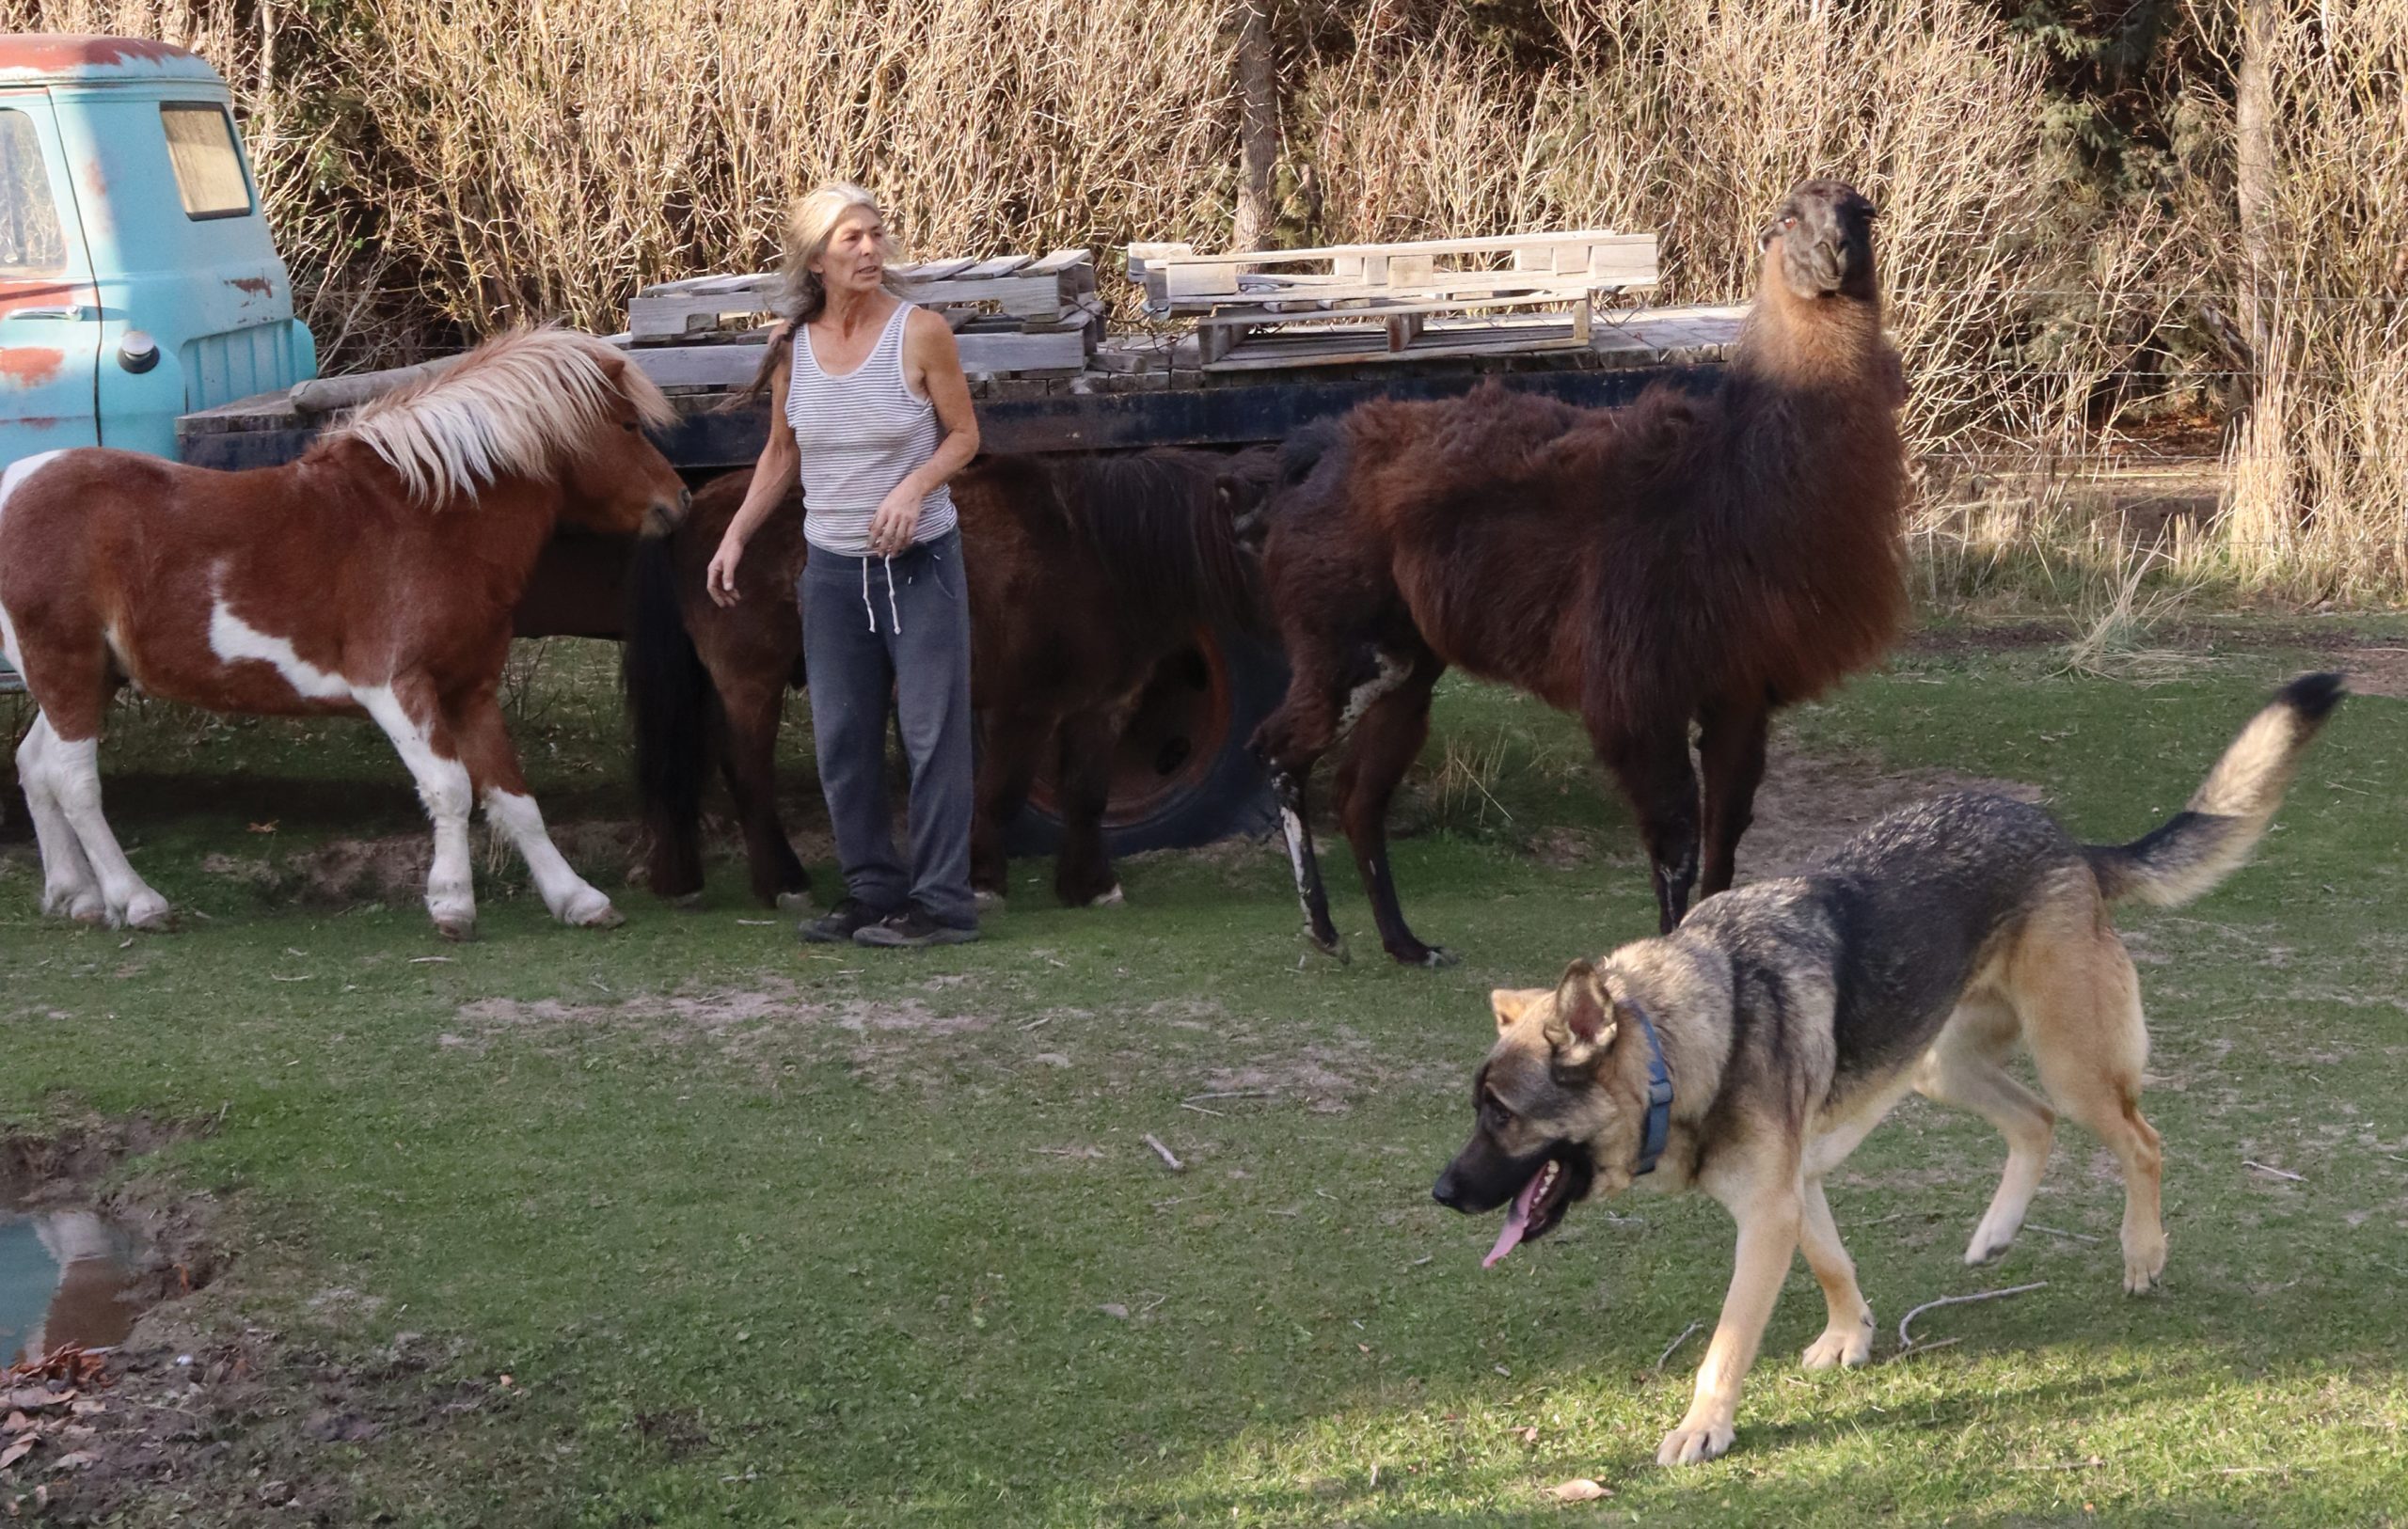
top-left (1434, 674), bottom-right (2344, 1466)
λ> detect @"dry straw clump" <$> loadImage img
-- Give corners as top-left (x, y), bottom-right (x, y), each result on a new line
top-left (2208, 2), bottom-right (2408, 604)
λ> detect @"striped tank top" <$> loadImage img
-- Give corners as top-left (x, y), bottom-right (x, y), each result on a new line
top-left (785, 301), bottom-right (958, 556)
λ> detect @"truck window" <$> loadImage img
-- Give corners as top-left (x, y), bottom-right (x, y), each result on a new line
top-left (0, 107), bottom-right (66, 275)
top-left (160, 102), bottom-right (253, 219)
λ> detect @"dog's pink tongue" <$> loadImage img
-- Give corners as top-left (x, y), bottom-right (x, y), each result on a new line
top-left (1481, 1174), bottom-right (1545, 1269)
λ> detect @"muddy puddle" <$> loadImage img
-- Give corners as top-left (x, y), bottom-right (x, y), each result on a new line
top-left (0, 1208), bottom-right (145, 1364)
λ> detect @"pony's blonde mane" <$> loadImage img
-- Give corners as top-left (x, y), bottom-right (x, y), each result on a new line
top-left (331, 328), bottom-right (675, 505)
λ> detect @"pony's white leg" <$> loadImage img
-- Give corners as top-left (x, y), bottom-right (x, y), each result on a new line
top-left (42, 728), bottom-right (171, 930)
top-left (355, 685), bottom-right (477, 938)
top-left (483, 788), bottom-right (621, 928)
top-left (15, 716), bottom-right (104, 922)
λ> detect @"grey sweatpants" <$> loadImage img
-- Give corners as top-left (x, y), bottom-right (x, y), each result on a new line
top-left (799, 528), bottom-right (977, 930)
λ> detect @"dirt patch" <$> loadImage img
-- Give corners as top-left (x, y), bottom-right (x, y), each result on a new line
top-left (198, 820), bottom-right (652, 909)
top-left (1737, 744), bottom-right (2045, 881)
top-left (2342, 645), bottom-right (2408, 700)
top-left (15, 1303), bottom-right (505, 1524)
top-left (0, 1119), bottom-right (518, 1525)
top-left (449, 981), bottom-right (990, 1089)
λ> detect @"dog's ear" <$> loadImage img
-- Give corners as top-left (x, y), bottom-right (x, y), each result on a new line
top-left (1543, 961), bottom-right (1618, 1067)
top-left (1490, 987), bottom-right (1549, 1033)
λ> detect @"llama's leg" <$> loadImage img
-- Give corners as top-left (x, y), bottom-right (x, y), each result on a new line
top-left (1272, 766), bottom-right (1345, 961)
top-left (1334, 654), bottom-right (1448, 966)
top-left (356, 679), bottom-right (478, 938)
top-left (1597, 721), bottom-right (1703, 934)
top-left (1052, 705), bottom-right (1125, 908)
top-left (971, 710), bottom-right (1050, 907)
top-left (16, 714), bottom-right (105, 923)
top-left (447, 687), bottom-right (621, 929)
top-left (1696, 694), bottom-right (1770, 897)
top-left (1250, 650), bottom-right (1356, 962)
top-left (716, 670), bottom-right (810, 910)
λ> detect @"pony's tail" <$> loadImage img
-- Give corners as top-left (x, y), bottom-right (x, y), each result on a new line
top-left (622, 533), bottom-right (719, 901)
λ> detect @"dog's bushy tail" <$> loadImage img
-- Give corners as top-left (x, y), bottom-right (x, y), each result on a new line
top-left (2085, 671), bottom-right (2345, 907)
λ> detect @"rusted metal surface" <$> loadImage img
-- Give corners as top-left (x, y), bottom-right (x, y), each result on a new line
top-left (0, 35), bottom-right (210, 82)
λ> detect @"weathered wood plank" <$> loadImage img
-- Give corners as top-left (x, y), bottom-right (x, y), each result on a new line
top-left (1024, 248), bottom-right (1089, 275)
top-left (1194, 289), bottom-right (1591, 332)
top-left (1144, 228), bottom-right (1639, 267)
top-left (957, 254), bottom-right (1035, 279)
top-left (622, 328), bottom-right (1090, 388)
top-left (1146, 236), bottom-right (1656, 312)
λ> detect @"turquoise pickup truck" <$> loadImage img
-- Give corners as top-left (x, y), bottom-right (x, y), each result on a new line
top-left (0, 34), bottom-right (316, 690)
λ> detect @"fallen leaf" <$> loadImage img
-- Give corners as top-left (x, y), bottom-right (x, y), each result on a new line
top-left (247, 821), bottom-right (278, 833)
top-left (0, 1395), bottom-right (58, 1415)
top-left (1517, 1426), bottom-right (1541, 1444)
top-left (51, 1452), bottom-right (95, 1472)
top-left (1, 1414), bottom-right (26, 1434)
top-left (0, 1440), bottom-right (31, 1472)
top-left (1548, 1478), bottom-right (1611, 1503)
top-left (1099, 1303), bottom-right (1130, 1320)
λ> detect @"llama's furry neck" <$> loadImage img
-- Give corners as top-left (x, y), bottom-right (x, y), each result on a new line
top-left (1730, 267), bottom-right (1890, 401)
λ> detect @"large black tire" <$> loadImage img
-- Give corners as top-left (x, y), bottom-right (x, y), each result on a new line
top-left (1005, 621), bottom-right (1287, 857)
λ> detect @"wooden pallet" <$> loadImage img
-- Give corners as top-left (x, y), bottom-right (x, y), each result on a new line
top-left (629, 250), bottom-right (1096, 338)
top-left (609, 329), bottom-right (1093, 389)
top-left (1129, 229), bottom-right (1656, 370)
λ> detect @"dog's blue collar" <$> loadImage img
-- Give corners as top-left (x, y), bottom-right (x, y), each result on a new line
top-left (1626, 998), bottom-right (1675, 1177)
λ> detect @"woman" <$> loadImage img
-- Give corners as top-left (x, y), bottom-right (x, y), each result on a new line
top-left (706, 184), bottom-right (981, 948)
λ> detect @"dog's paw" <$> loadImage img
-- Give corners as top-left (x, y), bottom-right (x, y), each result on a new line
top-left (1656, 1418), bottom-right (1736, 1467)
top-left (1800, 1317), bottom-right (1873, 1372)
top-left (1964, 1212), bottom-right (2024, 1266)
top-left (2123, 1235), bottom-right (2167, 1295)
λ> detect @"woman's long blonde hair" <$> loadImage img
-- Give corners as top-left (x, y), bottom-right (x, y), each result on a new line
top-left (736, 182), bottom-right (904, 403)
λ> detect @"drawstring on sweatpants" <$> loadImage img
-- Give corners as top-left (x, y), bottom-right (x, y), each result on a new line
top-left (859, 554), bottom-right (903, 635)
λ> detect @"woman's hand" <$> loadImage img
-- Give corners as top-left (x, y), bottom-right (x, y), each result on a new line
top-left (705, 532), bottom-right (748, 607)
top-left (865, 482), bottom-right (923, 557)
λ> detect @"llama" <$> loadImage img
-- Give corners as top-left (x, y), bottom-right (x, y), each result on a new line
top-left (1249, 179), bottom-right (1909, 966)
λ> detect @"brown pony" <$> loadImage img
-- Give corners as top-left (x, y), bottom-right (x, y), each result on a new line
top-left (1251, 179), bottom-right (1909, 966)
top-left (0, 329), bottom-right (688, 938)
top-left (625, 449), bottom-right (1275, 909)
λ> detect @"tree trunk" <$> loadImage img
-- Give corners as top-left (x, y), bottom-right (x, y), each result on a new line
top-left (2236, 0), bottom-right (2275, 380)
top-left (1232, 0), bottom-right (1277, 251)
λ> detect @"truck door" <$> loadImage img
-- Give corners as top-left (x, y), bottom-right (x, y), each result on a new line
top-left (0, 87), bottom-right (100, 464)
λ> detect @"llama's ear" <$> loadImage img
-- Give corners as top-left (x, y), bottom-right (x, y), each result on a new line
top-left (1543, 961), bottom-right (1618, 1065)
top-left (1491, 987), bottom-right (1549, 1033)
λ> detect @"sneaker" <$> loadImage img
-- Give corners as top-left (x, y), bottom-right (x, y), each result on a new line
top-left (852, 902), bottom-right (980, 949)
top-left (798, 897), bottom-right (887, 944)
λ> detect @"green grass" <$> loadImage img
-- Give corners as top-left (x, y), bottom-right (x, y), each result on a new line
top-left (4, 632), bottom-right (2407, 1525)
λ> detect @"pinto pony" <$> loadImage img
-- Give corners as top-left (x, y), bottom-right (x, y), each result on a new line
top-left (1251, 179), bottom-right (1909, 966)
top-left (626, 449), bottom-right (1275, 909)
top-left (0, 328), bottom-right (689, 937)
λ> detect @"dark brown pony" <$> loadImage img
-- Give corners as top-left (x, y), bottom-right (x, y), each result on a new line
top-left (1251, 179), bottom-right (1909, 966)
top-left (0, 329), bottom-right (688, 937)
top-left (626, 449), bottom-right (1275, 909)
